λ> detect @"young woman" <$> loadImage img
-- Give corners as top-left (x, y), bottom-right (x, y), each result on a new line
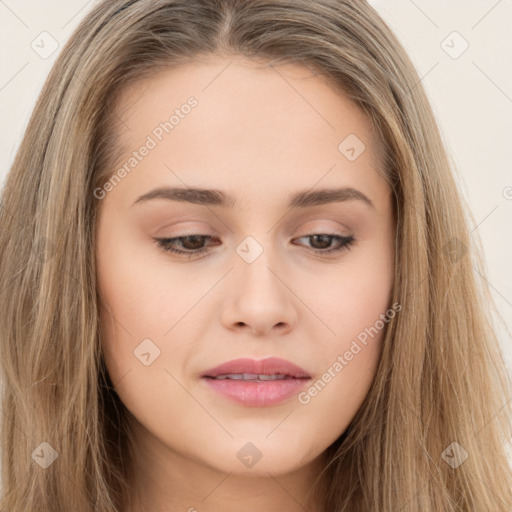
top-left (1, 1), bottom-right (511, 510)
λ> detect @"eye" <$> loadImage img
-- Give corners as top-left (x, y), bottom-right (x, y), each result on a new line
top-left (293, 234), bottom-right (355, 255)
top-left (153, 233), bottom-right (355, 259)
top-left (154, 235), bottom-right (219, 259)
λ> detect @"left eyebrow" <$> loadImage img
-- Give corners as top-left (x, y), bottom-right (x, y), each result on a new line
top-left (132, 186), bottom-right (375, 210)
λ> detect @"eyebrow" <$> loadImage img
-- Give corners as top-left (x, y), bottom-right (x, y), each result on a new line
top-left (132, 186), bottom-right (375, 210)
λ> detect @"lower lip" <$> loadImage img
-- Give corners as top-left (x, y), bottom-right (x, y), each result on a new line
top-left (202, 377), bottom-right (311, 407)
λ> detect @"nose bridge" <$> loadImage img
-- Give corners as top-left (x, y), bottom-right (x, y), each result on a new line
top-left (234, 233), bottom-right (280, 292)
top-left (223, 230), bottom-right (297, 330)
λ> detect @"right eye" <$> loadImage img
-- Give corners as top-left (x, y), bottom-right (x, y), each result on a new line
top-left (153, 235), bottom-right (219, 258)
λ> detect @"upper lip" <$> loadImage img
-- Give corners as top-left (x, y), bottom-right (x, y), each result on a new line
top-left (201, 357), bottom-right (311, 378)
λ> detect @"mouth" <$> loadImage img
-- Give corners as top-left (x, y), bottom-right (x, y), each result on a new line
top-left (205, 373), bottom-right (307, 381)
top-left (201, 356), bottom-right (311, 379)
top-left (200, 357), bottom-right (312, 407)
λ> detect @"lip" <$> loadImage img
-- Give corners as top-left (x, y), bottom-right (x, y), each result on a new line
top-left (202, 357), bottom-right (311, 379)
top-left (201, 357), bottom-right (311, 407)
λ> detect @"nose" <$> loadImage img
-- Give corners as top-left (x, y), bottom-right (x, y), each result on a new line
top-left (220, 247), bottom-right (298, 337)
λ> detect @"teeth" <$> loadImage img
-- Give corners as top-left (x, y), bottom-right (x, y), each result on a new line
top-left (257, 374), bottom-right (287, 380)
top-left (214, 373), bottom-right (290, 381)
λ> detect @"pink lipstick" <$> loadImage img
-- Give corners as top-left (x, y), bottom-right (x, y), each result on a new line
top-left (201, 357), bottom-right (311, 407)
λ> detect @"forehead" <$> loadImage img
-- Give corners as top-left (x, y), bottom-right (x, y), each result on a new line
top-left (114, 56), bottom-right (377, 142)
top-left (103, 56), bottom-right (388, 210)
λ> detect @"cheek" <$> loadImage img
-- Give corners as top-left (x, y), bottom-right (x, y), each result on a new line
top-left (96, 220), bottom-right (202, 339)
top-left (298, 232), bottom-right (394, 429)
top-left (95, 221), bottom-right (216, 400)
top-left (298, 295), bottom-right (390, 443)
top-left (311, 234), bottom-right (394, 344)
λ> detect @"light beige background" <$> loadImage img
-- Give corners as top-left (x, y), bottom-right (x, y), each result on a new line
top-left (0, 2), bottom-right (511, 371)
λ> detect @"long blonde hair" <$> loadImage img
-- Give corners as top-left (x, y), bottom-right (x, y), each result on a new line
top-left (1, 0), bottom-right (511, 510)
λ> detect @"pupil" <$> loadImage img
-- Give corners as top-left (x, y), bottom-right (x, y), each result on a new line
top-left (312, 234), bottom-right (330, 249)
top-left (183, 235), bottom-right (204, 250)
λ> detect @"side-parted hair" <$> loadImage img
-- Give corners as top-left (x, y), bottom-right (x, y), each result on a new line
top-left (1, 1), bottom-right (511, 510)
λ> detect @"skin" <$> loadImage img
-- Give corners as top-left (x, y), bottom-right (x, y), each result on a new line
top-left (95, 55), bottom-right (395, 512)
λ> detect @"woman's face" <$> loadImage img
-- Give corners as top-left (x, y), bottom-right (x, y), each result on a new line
top-left (95, 56), bottom-right (395, 501)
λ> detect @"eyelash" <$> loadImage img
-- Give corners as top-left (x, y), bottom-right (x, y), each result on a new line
top-left (153, 233), bottom-right (355, 259)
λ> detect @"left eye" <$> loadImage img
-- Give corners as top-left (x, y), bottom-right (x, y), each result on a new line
top-left (154, 233), bottom-right (355, 259)
top-left (295, 233), bottom-right (355, 255)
